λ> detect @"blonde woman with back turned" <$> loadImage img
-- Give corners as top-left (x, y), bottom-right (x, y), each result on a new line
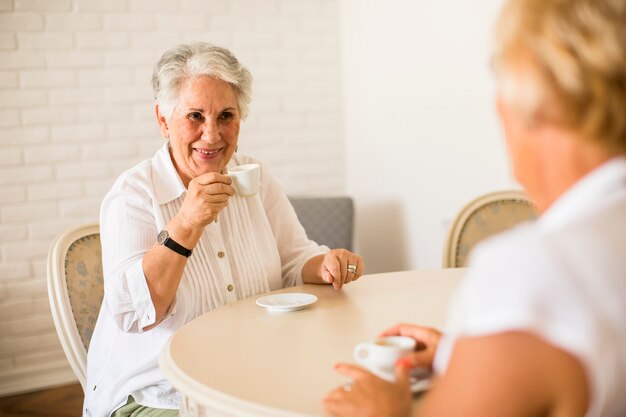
top-left (323, 0), bottom-right (626, 416)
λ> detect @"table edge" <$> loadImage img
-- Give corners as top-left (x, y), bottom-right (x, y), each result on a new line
top-left (159, 338), bottom-right (318, 417)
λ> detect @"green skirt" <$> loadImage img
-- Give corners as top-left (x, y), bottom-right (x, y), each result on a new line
top-left (112, 396), bottom-right (179, 417)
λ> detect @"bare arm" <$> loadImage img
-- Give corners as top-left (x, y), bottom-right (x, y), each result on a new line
top-left (417, 331), bottom-right (588, 417)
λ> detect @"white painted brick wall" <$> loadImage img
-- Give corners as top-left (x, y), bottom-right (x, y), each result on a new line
top-left (20, 69), bottom-right (77, 87)
top-left (27, 181), bottom-right (82, 201)
top-left (0, 109), bottom-right (20, 126)
top-left (1, 126), bottom-right (48, 144)
top-left (0, 0), bottom-right (344, 396)
top-left (0, 72), bottom-right (18, 88)
top-left (15, 0), bottom-right (73, 12)
top-left (0, 262), bottom-right (29, 280)
top-left (45, 12), bottom-right (101, 30)
top-left (0, 185), bottom-right (26, 203)
top-left (0, 223), bottom-right (27, 242)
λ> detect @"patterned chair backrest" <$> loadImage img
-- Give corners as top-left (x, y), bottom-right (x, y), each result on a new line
top-left (443, 191), bottom-right (537, 268)
top-left (47, 224), bottom-right (103, 391)
top-left (64, 233), bottom-right (104, 350)
top-left (288, 196), bottom-right (354, 251)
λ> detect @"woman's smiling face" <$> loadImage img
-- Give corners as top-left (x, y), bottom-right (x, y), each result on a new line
top-left (157, 76), bottom-right (241, 187)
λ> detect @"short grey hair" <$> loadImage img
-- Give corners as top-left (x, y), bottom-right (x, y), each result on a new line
top-left (152, 42), bottom-right (253, 120)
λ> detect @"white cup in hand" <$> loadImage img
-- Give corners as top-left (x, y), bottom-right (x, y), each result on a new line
top-left (226, 164), bottom-right (260, 197)
top-left (353, 336), bottom-right (416, 381)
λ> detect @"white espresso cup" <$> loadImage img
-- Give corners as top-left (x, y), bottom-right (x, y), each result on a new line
top-left (353, 336), bottom-right (416, 381)
top-left (226, 164), bottom-right (260, 197)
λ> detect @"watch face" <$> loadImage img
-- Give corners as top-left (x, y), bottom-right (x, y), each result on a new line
top-left (157, 230), bottom-right (169, 244)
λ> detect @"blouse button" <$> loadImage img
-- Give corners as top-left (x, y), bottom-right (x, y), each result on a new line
top-left (227, 284), bottom-right (234, 292)
top-left (217, 251), bottom-right (225, 258)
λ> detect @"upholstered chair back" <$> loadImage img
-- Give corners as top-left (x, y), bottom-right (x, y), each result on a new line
top-left (65, 233), bottom-right (104, 349)
top-left (443, 191), bottom-right (537, 268)
top-left (47, 224), bottom-right (103, 391)
top-left (288, 196), bottom-right (355, 251)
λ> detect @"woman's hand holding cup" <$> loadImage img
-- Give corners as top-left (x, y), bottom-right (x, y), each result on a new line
top-left (323, 336), bottom-right (415, 417)
top-left (379, 323), bottom-right (442, 371)
top-left (178, 172), bottom-right (235, 229)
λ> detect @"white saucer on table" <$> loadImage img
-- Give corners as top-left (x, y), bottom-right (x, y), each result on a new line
top-left (256, 293), bottom-right (318, 312)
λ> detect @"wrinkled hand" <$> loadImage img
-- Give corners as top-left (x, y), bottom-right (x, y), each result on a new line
top-left (380, 323), bottom-right (443, 370)
top-left (323, 363), bottom-right (412, 417)
top-left (321, 249), bottom-right (364, 290)
top-left (178, 172), bottom-right (235, 229)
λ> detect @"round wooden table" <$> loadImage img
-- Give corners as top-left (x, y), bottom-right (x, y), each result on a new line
top-left (160, 268), bottom-right (466, 417)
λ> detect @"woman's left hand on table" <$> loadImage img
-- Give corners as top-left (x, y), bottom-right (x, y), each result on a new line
top-left (321, 249), bottom-right (364, 289)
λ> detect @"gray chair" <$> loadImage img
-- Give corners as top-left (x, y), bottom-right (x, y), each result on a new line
top-left (288, 196), bottom-right (355, 251)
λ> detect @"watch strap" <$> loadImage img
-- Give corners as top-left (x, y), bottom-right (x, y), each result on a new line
top-left (158, 230), bottom-right (193, 257)
top-left (164, 237), bottom-right (193, 257)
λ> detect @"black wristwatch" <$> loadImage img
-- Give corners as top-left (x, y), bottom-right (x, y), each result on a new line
top-left (157, 230), bottom-right (193, 258)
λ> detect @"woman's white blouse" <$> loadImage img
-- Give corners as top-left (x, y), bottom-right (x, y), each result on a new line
top-left (83, 143), bottom-right (328, 417)
top-left (435, 158), bottom-right (626, 417)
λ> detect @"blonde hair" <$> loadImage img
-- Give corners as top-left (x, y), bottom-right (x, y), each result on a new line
top-left (493, 0), bottom-right (626, 154)
top-left (152, 42), bottom-right (253, 120)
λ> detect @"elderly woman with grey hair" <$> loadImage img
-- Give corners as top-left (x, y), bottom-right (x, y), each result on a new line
top-left (84, 42), bottom-right (364, 417)
top-left (324, 0), bottom-right (626, 416)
